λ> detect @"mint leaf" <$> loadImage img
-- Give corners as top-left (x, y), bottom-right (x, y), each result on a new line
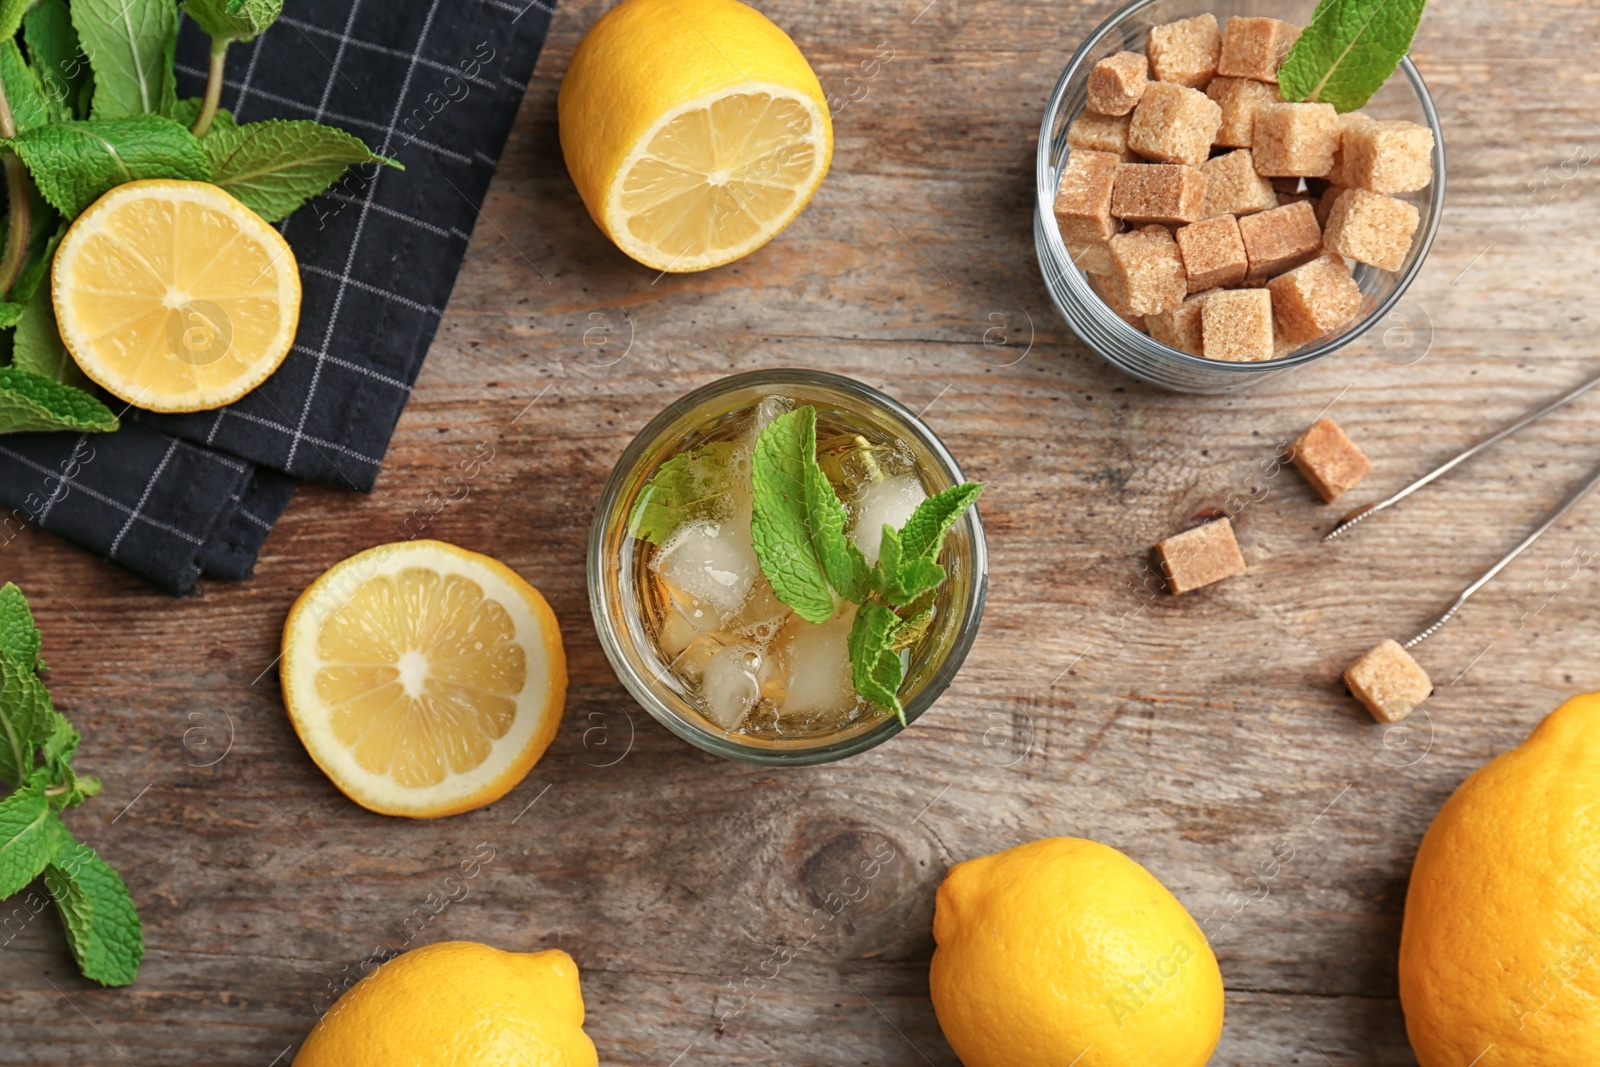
top-left (26, 0), bottom-right (91, 123)
top-left (870, 525), bottom-right (949, 607)
top-left (0, 0), bottom-right (30, 41)
top-left (44, 829), bottom-right (143, 986)
top-left (629, 440), bottom-right (734, 545)
top-left (750, 407), bottom-right (835, 625)
top-left (0, 781), bottom-right (61, 897)
top-left (888, 606), bottom-right (933, 652)
top-left (0, 40), bottom-right (51, 133)
top-left (847, 602), bottom-right (905, 723)
top-left (0, 584), bottom-right (42, 670)
top-left (9, 197), bottom-right (64, 308)
top-left (0, 367), bottom-right (119, 435)
top-left (70, 0), bottom-right (177, 118)
top-left (12, 277), bottom-right (88, 390)
top-left (169, 95), bottom-right (235, 134)
top-left (184, 0), bottom-right (282, 42)
top-left (803, 456), bottom-right (868, 603)
top-left (1278, 0), bottom-right (1427, 113)
top-left (14, 116), bottom-right (208, 218)
top-left (203, 119), bottom-right (396, 223)
top-left (899, 482), bottom-right (983, 562)
top-left (0, 649), bottom-right (56, 785)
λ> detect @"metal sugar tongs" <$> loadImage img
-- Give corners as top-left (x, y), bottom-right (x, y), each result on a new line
top-left (1324, 368), bottom-right (1600, 650)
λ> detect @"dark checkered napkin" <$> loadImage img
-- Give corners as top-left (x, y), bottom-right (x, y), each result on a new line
top-left (0, 0), bottom-right (554, 593)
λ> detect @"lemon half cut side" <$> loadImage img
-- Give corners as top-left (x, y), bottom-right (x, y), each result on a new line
top-left (559, 0), bottom-right (833, 273)
top-left (280, 541), bottom-right (567, 819)
top-left (52, 179), bottom-right (301, 414)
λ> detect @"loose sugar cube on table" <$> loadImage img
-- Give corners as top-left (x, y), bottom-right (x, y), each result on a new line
top-left (1128, 82), bottom-right (1223, 166)
top-left (1253, 102), bottom-right (1340, 177)
top-left (1204, 149), bottom-right (1277, 218)
top-left (1111, 163), bottom-right (1207, 225)
top-left (1288, 414), bottom-right (1371, 502)
top-left (1342, 119), bottom-right (1435, 193)
top-left (1238, 200), bottom-right (1322, 280)
top-left (1206, 75), bottom-right (1282, 148)
top-left (1326, 112), bottom-right (1372, 186)
top-left (1146, 288), bottom-right (1217, 355)
top-left (1217, 17), bottom-right (1299, 82)
top-left (1176, 215), bottom-right (1247, 290)
top-left (1069, 111), bottom-right (1137, 160)
top-left (1323, 188), bottom-right (1419, 271)
top-left (1155, 517), bottom-right (1247, 594)
top-left (1202, 288), bottom-right (1274, 361)
top-left (1087, 51), bottom-right (1149, 116)
top-left (1146, 14), bottom-right (1221, 88)
top-left (1053, 149), bottom-right (1120, 244)
top-left (1109, 225), bottom-right (1188, 316)
top-left (1269, 253), bottom-right (1361, 347)
top-left (1345, 639), bottom-right (1433, 723)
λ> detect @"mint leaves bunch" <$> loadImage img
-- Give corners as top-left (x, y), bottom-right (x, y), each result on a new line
top-left (0, 0), bottom-right (398, 436)
top-left (749, 406), bottom-right (980, 725)
top-left (1278, 0), bottom-right (1428, 112)
top-left (0, 582), bottom-right (142, 985)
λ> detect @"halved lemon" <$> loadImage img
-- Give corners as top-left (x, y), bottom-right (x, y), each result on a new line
top-left (280, 541), bottom-right (567, 819)
top-left (52, 179), bottom-right (300, 413)
top-left (558, 0), bottom-right (832, 273)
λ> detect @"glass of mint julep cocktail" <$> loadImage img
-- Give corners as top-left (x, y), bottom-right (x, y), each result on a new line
top-left (588, 370), bottom-right (987, 766)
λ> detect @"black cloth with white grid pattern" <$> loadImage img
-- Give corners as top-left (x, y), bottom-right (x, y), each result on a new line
top-left (0, 0), bottom-right (553, 594)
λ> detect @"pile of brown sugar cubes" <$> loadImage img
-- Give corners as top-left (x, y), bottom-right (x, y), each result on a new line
top-left (1053, 13), bottom-right (1435, 362)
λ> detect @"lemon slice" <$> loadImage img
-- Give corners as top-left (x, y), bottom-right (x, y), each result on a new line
top-left (52, 179), bottom-right (301, 414)
top-left (280, 541), bottom-right (566, 819)
top-left (559, 0), bottom-right (832, 273)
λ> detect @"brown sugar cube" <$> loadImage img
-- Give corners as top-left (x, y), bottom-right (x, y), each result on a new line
top-left (1176, 215), bottom-right (1247, 290)
top-left (1253, 102), bottom-right (1340, 177)
top-left (1342, 118), bottom-right (1436, 193)
top-left (1216, 17), bottom-right (1300, 82)
top-left (1203, 149), bottom-right (1278, 218)
top-left (1128, 82), bottom-right (1223, 166)
top-left (1068, 111), bottom-right (1137, 161)
top-left (1087, 51), bottom-right (1149, 116)
top-left (1345, 639), bottom-right (1433, 723)
top-left (1238, 200), bottom-right (1322, 281)
top-left (1201, 288), bottom-right (1274, 361)
top-left (1323, 188), bottom-right (1419, 272)
top-left (1146, 14), bottom-right (1222, 88)
top-left (1145, 288), bottom-right (1218, 355)
top-left (1289, 414), bottom-right (1372, 502)
top-left (1108, 225), bottom-right (1187, 316)
top-left (1206, 76), bottom-right (1282, 148)
top-left (1087, 270), bottom-right (1144, 328)
top-left (1269, 253), bottom-right (1362, 347)
top-left (1325, 112), bottom-right (1373, 186)
top-left (1068, 240), bottom-right (1115, 275)
top-left (1155, 517), bottom-right (1247, 594)
top-left (1111, 163), bottom-right (1207, 225)
top-left (1053, 149), bottom-right (1121, 244)
top-left (1314, 183), bottom-right (1346, 227)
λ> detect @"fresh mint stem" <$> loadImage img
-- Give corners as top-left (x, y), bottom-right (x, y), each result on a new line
top-left (0, 73), bottom-right (25, 298)
top-left (192, 39), bottom-right (228, 138)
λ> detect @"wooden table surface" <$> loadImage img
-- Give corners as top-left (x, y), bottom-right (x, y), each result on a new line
top-left (6, 0), bottom-right (1600, 1063)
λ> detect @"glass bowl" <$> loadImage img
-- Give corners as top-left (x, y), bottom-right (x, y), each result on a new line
top-left (1034, 0), bottom-right (1446, 393)
top-left (587, 369), bottom-right (988, 766)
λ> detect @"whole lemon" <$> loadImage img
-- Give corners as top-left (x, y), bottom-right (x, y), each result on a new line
top-left (558, 0), bottom-right (832, 272)
top-left (930, 837), bottom-right (1224, 1067)
top-left (293, 941), bottom-right (597, 1067)
top-left (1400, 692), bottom-right (1600, 1066)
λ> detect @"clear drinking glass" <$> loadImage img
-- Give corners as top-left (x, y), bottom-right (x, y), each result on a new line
top-left (1035, 0), bottom-right (1446, 393)
top-left (587, 369), bottom-right (988, 766)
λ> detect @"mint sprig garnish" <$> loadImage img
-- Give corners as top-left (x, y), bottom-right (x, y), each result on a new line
top-left (749, 406), bottom-right (981, 725)
top-left (0, 0), bottom-right (399, 435)
top-left (0, 582), bottom-right (141, 986)
top-left (1278, 0), bottom-right (1427, 113)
